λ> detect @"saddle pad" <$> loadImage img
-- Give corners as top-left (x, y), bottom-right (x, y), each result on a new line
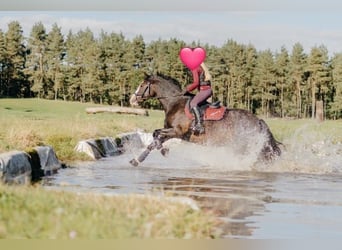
top-left (203, 106), bottom-right (226, 121)
top-left (184, 105), bottom-right (226, 121)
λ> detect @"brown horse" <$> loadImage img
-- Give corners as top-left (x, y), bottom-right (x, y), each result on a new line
top-left (129, 74), bottom-right (281, 166)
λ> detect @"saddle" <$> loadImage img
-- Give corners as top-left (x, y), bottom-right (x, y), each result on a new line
top-left (184, 98), bottom-right (226, 121)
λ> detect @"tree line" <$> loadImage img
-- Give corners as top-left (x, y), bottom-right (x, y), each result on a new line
top-left (0, 20), bottom-right (341, 119)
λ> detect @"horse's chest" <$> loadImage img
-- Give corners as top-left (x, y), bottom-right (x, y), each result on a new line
top-left (165, 110), bottom-right (190, 129)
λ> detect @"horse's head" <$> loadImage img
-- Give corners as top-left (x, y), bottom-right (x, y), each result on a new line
top-left (130, 74), bottom-right (157, 107)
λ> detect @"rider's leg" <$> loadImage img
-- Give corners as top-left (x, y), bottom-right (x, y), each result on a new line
top-left (191, 106), bottom-right (205, 134)
top-left (190, 89), bottom-right (212, 134)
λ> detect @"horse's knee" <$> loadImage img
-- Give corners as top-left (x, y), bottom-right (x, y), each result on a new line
top-left (152, 129), bottom-right (162, 138)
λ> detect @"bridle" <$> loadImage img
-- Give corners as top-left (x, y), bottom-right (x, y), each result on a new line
top-left (133, 79), bottom-right (184, 100)
top-left (133, 81), bottom-right (152, 100)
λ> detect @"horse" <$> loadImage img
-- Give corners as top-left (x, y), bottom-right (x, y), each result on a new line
top-left (129, 73), bottom-right (282, 167)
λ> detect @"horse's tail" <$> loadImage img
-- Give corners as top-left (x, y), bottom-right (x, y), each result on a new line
top-left (258, 119), bottom-right (282, 162)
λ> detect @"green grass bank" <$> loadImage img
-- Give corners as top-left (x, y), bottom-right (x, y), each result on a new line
top-left (0, 98), bottom-right (164, 164)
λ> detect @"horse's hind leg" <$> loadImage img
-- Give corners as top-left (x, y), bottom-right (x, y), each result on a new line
top-left (258, 119), bottom-right (282, 162)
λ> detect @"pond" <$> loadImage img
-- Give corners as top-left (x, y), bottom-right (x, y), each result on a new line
top-left (44, 133), bottom-right (342, 239)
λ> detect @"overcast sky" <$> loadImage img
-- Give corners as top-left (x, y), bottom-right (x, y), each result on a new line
top-left (0, 10), bottom-right (342, 56)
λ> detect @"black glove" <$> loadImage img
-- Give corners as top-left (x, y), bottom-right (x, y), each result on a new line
top-left (181, 89), bottom-right (189, 95)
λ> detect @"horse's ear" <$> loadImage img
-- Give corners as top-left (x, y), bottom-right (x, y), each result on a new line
top-left (143, 72), bottom-right (150, 80)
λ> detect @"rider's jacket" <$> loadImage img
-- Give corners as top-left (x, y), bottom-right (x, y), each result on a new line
top-left (186, 65), bottom-right (211, 92)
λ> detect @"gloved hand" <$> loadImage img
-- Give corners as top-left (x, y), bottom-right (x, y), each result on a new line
top-left (181, 89), bottom-right (189, 96)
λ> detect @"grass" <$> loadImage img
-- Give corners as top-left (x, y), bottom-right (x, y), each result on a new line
top-left (0, 184), bottom-right (218, 239)
top-left (0, 98), bottom-right (164, 164)
top-left (266, 118), bottom-right (342, 145)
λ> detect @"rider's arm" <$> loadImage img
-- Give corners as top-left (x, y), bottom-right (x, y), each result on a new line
top-left (186, 68), bottom-right (200, 92)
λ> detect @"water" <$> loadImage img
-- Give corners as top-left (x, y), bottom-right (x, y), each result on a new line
top-left (44, 131), bottom-right (342, 239)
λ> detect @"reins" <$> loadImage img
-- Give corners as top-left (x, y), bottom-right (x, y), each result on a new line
top-left (156, 94), bottom-right (184, 99)
top-left (134, 81), bottom-right (184, 100)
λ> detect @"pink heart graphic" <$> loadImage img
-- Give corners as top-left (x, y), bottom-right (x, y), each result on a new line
top-left (179, 47), bottom-right (206, 70)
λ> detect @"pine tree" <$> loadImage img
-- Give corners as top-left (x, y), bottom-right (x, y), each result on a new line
top-left (275, 46), bottom-right (290, 117)
top-left (25, 22), bottom-right (48, 98)
top-left (253, 49), bottom-right (277, 117)
top-left (165, 38), bottom-right (186, 83)
top-left (289, 43), bottom-right (307, 118)
top-left (4, 21), bottom-right (26, 97)
top-left (220, 40), bottom-right (246, 108)
top-left (210, 45), bottom-right (229, 106)
top-left (243, 44), bottom-right (257, 111)
top-left (121, 35), bottom-right (145, 106)
top-left (64, 30), bottom-right (81, 101)
top-left (45, 23), bottom-right (65, 100)
top-left (307, 45), bottom-right (331, 119)
top-left (331, 53), bottom-right (342, 119)
top-left (100, 31), bottom-right (126, 105)
top-left (65, 28), bottom-right (101, 102)
top-left (0, 29), bottom-right (6, 97)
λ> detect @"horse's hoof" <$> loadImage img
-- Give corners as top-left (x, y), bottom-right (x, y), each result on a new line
top-left (160, 148), bottom-right (169, 157)
top-left (129, 159), bottom-right (139, 167)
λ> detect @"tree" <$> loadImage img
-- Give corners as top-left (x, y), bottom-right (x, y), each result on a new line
top-left (253, 49), bottom-right (277, 117)
top-left (0, 29), bottom-right (6, 97)
top-left (274, 46), bottom-right (290, 117)
top-left (100, 31), bottom-right (126, 105)
top-left (307, 45), bottom-right (331, 119)
top-left (25, 22), bottom-right (47, 98)
top-left (208, 44), bottom-right (229, 106)
top-left (45, 23), bottom-right (65, 100)
top-left (220, 39), bottom-right (247, 108)
top-left (288, 43), bottom-right (307, 118)
top-left (64, 28), bottom-right (103, 103)
top-left (4, 21), bottom-right (27, 97)
top-left (243, 44), bottom-right (257, 111)
top-left (331, 53), bottom-right (342, 119)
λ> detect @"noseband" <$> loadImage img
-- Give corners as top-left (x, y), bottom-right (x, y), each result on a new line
top-left (134, 81), bottom-right (152, 100)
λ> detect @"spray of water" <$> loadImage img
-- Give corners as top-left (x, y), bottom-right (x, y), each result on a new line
top-left (270, 124), bottom-right (342, 174)
top-left (127, 125), bottom-right (342, 175)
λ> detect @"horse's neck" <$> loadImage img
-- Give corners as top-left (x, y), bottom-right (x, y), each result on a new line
top-left (159, 96), bottom-right (183, 112)
top-left (155, 82), bottom-right (181, 111)
top-left (156, 82), bottom-right (180, 97)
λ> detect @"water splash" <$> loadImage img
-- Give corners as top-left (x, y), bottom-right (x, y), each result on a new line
top-left (128, 126), bottom-right (342, 175)
top-left (270, 125), bottom-right (342, 174)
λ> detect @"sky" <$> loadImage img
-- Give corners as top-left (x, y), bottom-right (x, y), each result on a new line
top-left (1, 1), bottom-right (342, 56)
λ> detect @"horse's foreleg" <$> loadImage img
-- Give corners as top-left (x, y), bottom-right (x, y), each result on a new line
top-left (129, 138), bottom-right (161, 167)
top-left (129, 127), bottom-right (183, 166)
top-left (154, 127), bottom-right (185, 157)
top-left (129, 128), bottom-right (169, 167)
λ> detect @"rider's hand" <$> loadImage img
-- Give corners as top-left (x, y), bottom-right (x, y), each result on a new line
top-left (181, 89), bottom-right (189, 96)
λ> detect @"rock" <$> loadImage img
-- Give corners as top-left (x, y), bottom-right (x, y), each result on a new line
top-left (74, 137), bottom-right (122, 160)
top-left (0, 151), bottom-right (32, 184)
top-left (34, 146), bottom-right (62, 175)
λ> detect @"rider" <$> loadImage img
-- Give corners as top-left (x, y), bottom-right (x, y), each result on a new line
top-left (182, 62), bottom-right (213, 134)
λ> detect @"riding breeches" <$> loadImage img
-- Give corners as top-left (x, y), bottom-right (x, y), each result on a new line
top-left (190, 89), bottom-right (213, 109)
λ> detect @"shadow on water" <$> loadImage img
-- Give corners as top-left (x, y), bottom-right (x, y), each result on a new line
top-left (44, 131), bottom-right (342, 239)
top-left (147, 172), bottom-right (275, 238)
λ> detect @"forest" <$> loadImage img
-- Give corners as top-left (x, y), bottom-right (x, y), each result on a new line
top-left (0, 20), bottom-right (341, 119)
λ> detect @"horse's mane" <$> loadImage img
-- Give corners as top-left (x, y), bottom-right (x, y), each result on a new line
top-left (146, 72), bottom-right (182, 90)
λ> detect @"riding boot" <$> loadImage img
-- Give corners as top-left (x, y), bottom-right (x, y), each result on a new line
top-left (191, 106), bottom-right (205, 134)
